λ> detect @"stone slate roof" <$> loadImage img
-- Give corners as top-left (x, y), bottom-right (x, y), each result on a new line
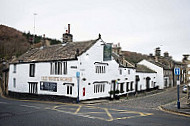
top-left (11, 39), bottom-right (99, 63)
top-left (112, 52), bottom-right (135, 68)
top-left (148, 60), bottom-right (171, 70)
top-left (136, 64), bottom-right (157, 73)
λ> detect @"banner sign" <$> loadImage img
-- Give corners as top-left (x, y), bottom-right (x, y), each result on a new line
top-left (103, 44), bottom-right (112, 61)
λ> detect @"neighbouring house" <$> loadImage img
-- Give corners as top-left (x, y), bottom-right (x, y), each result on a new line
top-left (112, 43), bottom-right (136, 96)
top-left (112, 52), bottom-right (136, 96)
top-left (183, 54), bottom-right (190, 83)
top-left (136, 64), bottom-right (157, 92)
top-left (138, 59), bottom-right (173, 89)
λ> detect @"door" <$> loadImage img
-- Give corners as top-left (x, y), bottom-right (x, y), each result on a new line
top-left (135, 75), bottom-right (140, 92)
top-left (146, 77), bottom-right (150, 91)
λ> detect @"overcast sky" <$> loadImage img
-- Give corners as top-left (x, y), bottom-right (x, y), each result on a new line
top-left (0, 0), bottom-right (190, 61)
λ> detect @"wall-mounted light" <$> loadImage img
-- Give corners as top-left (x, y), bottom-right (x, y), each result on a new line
top-left (82, 78), bottom-right (86, 81)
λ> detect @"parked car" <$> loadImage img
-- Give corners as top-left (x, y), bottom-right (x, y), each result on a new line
top-left (182, 85), bottom-right (187, 93)
top-left (182, 84), bottom-right (190, 93)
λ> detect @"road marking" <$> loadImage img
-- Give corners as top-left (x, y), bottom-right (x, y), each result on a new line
top-left (51, 104), bottom-right (153, 122)
top-left (104, 108), bottom-right (113, 121)
top-left (20, 104), bottom-right (40, 109)
top-left (74, 105), bottom-right (82, 114)
top-left (0, 101), bottom-right (8, 104)
top-left (158, 106), bottom-right (190, 117)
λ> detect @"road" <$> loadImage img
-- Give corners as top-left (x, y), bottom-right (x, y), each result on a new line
top-left (0, 87), bottom-right (189, 126)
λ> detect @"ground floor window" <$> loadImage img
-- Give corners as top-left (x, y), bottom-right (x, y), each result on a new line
top-left (28, 82), bottom-right (38, 94)
top-left (94, 83), bottom-right (105, 93)
top-left (13, 78), bottom-right (16, 88)
top-left (40, 82), bottom-right (57, 92)
top-left (130, 81), bottom-right (133, 91)
top-left (67, 85), bottom-right (73, 95)
top-left (126, 82), bottom-right (129, 92)
top-left (120, 83), bottom-right (124, 93)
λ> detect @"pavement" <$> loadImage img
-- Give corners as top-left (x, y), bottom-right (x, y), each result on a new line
top-left (160, 96), bottom-right (190, 117)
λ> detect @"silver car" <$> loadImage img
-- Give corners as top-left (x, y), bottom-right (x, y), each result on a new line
top-left (182, 85), bottom-right (187, 93)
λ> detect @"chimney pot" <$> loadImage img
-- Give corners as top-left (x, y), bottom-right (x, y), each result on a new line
top-left (68, 24), bottom-right (70, 34)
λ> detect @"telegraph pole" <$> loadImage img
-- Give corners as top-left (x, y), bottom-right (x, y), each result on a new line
top-left (33, 13), bottom-right (37, 44)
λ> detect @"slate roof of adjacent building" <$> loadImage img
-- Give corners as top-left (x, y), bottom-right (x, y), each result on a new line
top-left (136, 64), bottom-right (157, 73)
top-left (11, 39), bottom-right (99, 63)
top-left (112, 52), bottom-right (135, 68)
top-left (148, 60), bottom-right (171, 70)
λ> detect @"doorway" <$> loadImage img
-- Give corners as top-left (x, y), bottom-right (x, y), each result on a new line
top-left (146, 77), bottom-right (151, 91)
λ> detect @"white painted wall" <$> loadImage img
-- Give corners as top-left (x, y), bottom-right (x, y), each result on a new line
top-left (116, 67), bottom-right (136, 95)
top-left (138, 60), bottom-right (164, 89)
top-left (78, 39), bottom-right (120, 100)
top-left (136, 72), bottom-right (157, 91)
top-left (8, 61), bottom-right (79, 98)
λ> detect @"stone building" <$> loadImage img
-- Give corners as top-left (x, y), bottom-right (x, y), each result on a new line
top-left (183, 54), bottom-right (190, 83)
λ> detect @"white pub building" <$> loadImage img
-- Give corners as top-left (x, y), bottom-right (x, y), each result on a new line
top-left (8, 32), bottom-right (137, 101)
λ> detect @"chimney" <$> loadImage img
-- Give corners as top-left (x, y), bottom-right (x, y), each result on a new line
top-left (155, 56), bottom-right (158, 62)
top-left (42, 34), bottom-right (46, 47)
top-left (62, 24), bottom-right (73, 43)
top-left (155, 47), bottom-right (161, 57)
top-left (164, 52), bottom-right (169, 58)
top-left (68, 24), bottom-right (70, 34)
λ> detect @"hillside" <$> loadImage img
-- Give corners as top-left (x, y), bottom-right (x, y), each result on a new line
top-left (0, 25), bottom-right (62, 61)
top-left (0, 25), bottom-right (30, 60)
top-left (122, 51), bottom-right (148, 64)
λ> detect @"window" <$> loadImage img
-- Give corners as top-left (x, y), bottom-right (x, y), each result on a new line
top-left (126, 82), bottom-right (129, 92)
top-left (130, 81), bottom-right (133, 91)
top-left (120, 83), bottom-right (124, 92)
top-left (94, 83), bottom-right (105, 93)
top-left (67, 85), bottom-right (72, 95)
top-left (95, 66), bottom-right (106, 73)
top-left (13, 78), bottom-right (16, 88)
top-left (128, 70), bottom-right (130, 74)
top-left (50, 61), bottom-right (67, 75)
top-left (119, 69), bottom-right (122, 75)
top-left (63, 62), bottom-right (67, 75)
top-left (58, 62), bottom-right (62, 75)
top-left (13, 64), bottom-right (16, 73)
top-left (40, 82), bottom-right (57, 92)
top-left (28, 82), bottom-right (38, 94)
top-left (29, 64), bottom-right (35, 77)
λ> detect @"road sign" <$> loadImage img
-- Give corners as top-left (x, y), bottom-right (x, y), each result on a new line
top-left (174, 68), bottom-right (180, 75)
top-left (76, 72), bottom-right (80, 78)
